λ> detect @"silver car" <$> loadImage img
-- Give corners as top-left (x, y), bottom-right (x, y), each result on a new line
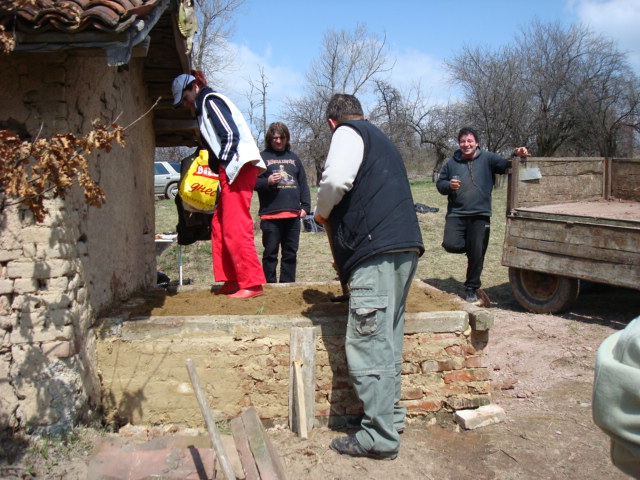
top-left (154, 161), bottom-right (181, 199)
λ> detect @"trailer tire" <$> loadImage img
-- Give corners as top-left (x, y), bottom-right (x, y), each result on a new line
top-left (508, 267), bottom-right (580, 314)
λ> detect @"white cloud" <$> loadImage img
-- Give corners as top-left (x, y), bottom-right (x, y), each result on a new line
top-left (571, 0), bottom-right (640, 70)
top-left (388, 48), bottom-right (460, 105)
top-left (222, 42), bottom-right (304, 122)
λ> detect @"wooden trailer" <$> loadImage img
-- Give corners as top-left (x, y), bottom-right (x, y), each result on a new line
top-left (502, 157), bottom-right (640, 313)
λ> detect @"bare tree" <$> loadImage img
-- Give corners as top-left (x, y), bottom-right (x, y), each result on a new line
top-left (412, 102), bottom-right (466, 180)
top-left (567, 38), bottom-right (640, 156)
top-left (287, 24), bottom-right (391, 184)
top-left (307, 24), bottom-right (391, 96)
top-left (447, 20), bottom-right (640, 158)
top-left (159, 0), bottom-right (246, 162)
top-left (516, 21), bottom-right (593, 156)
top-left (245, 65), bottom-right (270, 146)
top-left (369, 80), bottom-right (414, 147)
top-left (448, 44), bottom-right (529, 154)
top-left (369, 79), bottom-right (470, 179)
top-left (286, 92), bottom-right (332, 185)
top-left (518, 21), bottom-right (640, 157)
top-left (191, 0), bottom-right (246, 83)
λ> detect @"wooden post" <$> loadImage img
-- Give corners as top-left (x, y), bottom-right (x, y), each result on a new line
top-left (293, 361), bottom-right (308, 439)
top-left (507, 156), bottom-right (520, 216)
top-left (185, 358), bottom-right (236, 480)
top-left (604, 157), bottom-right (612, 200)
top-left (289, 327), bottom-right (316, 437)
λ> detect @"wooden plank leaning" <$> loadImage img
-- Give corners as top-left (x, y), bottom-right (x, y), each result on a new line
top-left (185, 358), bottom-right (237, 480)
top-left (240, 406), bottom-right (289, 480)
top-left (230, 417), bottom-right (260, 480)
top-left (293, 361), bottom-right (307, 439)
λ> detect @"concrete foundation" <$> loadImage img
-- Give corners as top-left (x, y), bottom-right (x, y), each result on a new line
top-left (94, 282), bottom-right (493, 427)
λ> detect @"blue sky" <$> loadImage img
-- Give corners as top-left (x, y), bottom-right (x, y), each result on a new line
top-left (221, 0), bottom-right (640, 122)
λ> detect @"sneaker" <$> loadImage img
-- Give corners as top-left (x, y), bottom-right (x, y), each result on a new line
top-left (330, 435), bottom-right (398, 461)
top-left (463, 288), bottom-right (478, 303)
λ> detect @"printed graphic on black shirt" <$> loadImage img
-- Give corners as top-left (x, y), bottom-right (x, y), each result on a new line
top-left (277, 164), bottom-right (295, 186)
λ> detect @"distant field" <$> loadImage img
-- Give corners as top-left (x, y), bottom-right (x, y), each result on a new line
top-left (155, 177), bottom-right (512, 302)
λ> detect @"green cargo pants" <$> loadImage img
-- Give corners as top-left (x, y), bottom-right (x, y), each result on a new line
top-left (347, 250), bottom-right (419, 454)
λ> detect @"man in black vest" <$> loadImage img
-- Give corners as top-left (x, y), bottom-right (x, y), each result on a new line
top-left (315, 94), bottom-right (424, 460)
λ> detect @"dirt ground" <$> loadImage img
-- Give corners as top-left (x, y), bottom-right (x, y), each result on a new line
top-left (262, 284), bottom-right (638, 480)
top-left (112, 281), bottom-right (463, 318)
top-left (1, 283), bottom-right (639, 479)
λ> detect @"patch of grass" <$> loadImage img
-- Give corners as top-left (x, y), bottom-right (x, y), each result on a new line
top-left (0, 426), bottom-right (102, 478)
top-left (155, 177), bottom-right (511, 300)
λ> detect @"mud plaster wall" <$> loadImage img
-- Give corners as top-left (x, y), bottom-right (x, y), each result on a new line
top-left (0, 52), bottom-right (156, 433)
top-left (96, 311), bottom-right (491, 427)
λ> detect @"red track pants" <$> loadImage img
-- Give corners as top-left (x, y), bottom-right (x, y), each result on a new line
top-left (211, 164), bottom-right (266, 289)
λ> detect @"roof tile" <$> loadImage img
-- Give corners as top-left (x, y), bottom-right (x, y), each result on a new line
top-left (0, 0), bottom-right (160, 33)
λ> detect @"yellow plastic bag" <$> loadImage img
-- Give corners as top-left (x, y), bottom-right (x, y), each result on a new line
top-left (179, 150), bottom-right (219, 213)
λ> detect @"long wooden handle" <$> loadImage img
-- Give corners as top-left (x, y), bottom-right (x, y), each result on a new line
top-left (185, 358), bottom-right (236, 480)
top-left (322, 221), bottom-right (349, 297)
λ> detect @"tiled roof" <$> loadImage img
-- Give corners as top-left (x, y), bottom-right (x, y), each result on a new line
top-left (1, 0), bottom-right (198, 147)
top-left (0, 0), bottom-right (161, 34)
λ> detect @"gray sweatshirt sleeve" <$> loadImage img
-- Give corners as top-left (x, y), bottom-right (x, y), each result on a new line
top-left (592, 316), bottom-right (640, 478)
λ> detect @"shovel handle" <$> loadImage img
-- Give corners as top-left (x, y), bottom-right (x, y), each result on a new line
top-left (322, 220), bottom-right (350, 298)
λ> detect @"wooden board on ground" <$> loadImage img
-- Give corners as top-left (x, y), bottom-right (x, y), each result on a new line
top-left (230, 416), bottom-right (260, 480)
top-left (237, 406), bottom-right (289, 480)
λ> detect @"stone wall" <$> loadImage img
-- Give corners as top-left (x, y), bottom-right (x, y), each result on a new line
top-left (96, 305), bottom-right (492, 426)
top-left (0, 52), bottom-right (156, 433)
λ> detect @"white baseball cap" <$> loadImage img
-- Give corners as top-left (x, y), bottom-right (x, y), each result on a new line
top-left (171, 73), bottom-right (195, 107)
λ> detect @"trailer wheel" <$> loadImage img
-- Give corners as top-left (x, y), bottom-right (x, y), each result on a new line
top-left (508, 267), bottom-right (580, 314)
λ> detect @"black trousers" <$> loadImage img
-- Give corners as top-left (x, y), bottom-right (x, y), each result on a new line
top-left (260, 217), bottom-right (301, 283)
top-left (442, 215), bottom-right (490, 290)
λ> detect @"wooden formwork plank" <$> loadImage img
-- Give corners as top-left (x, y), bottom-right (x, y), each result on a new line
top-left (230, 416), bottom-right (260, 480)
top-left (241, 407), bottom-right (288, 480)
top-left (293, 360), bottom-right (308, 439)
top-left (288, 327), bottom-right (316, 437)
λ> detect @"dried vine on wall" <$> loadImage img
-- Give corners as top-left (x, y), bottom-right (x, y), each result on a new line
top-left (0, 124), bottom-right (126, 222)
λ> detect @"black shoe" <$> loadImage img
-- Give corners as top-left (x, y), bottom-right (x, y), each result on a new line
top-left (463, 288), bottom-right (478, 303)
top-left (330, 435), bottom-right (398, 461)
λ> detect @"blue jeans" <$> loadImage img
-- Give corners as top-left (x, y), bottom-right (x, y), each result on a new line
top-left (347, 251), bottom-right (419, 454)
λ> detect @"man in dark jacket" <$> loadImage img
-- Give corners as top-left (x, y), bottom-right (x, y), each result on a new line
top-left (436, 127), bottom-right (529, 303)
top-left (255, 122), bottom-right (311, 283)
top-left (315, 94), bottom-right (424, 460)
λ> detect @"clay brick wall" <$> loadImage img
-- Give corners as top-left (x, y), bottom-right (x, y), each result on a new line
top-left (96, 309), bottom-right (492, 426)
top-left (317, 328), bottom-right (490, 418)
top-left (0, 52), bottom-right (156, 433)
